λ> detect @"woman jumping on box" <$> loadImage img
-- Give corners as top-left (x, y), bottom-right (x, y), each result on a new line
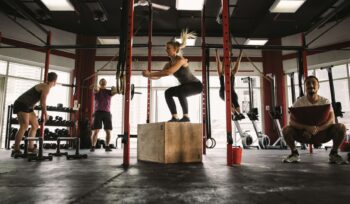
top-left (142, 29), bottom-right (202, 122)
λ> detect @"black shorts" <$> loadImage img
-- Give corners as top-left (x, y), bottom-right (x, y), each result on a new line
top-left (13, 101), bottom-right (34, 114)
top-left (92, 111), bottom-right (112, 130)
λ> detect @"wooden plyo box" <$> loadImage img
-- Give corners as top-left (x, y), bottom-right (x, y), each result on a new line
top-left (137, 122), bottom-right (202, 164)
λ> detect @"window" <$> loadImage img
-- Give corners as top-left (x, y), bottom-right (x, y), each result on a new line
top-left (1, 78), bottom-right (38, 147)
top-left (0, 60), bottom-right (7, 75)
top-left (332, 64), bottom-right (347, 79)
top-left (8, 62), bottom-right (42, 80)
top-left (0, 59), bottom-right (72, 149)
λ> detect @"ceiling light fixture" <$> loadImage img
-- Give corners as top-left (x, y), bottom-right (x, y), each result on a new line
top-left (244, 39), bottom-right (268, 46)
top-left (98, 37), bottom-right (120, 45)
top-left (40, 0), bottom-right (75, 11)
top-left (176, 0), bottom-right (204, 11)
top-left (269, 0), bottom-right (306, 13)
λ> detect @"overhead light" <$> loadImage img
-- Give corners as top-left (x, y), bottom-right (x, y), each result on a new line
top-left (244, 39), bottom-right (268, 46)
top-left (98, 37), bottom-right (120, 45)
top-left (175, 38), bottom-right (196, 46)
top-left (40, 0), bottom-right (75, 11)
top-left (176, 0), bottom-right (204, 11)
top-left (269, 0), bottom-right (306, 13)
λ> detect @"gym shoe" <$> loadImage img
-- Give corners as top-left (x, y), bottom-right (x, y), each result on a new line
top-left (28, 148), bottom-right (38, 155)
top-left (11, 149), bottom-right (22, 157)
top-left (329, 153), bottom-right (348, 165)
top-left (90, 146), bottom-right (95, 152)
top-left (168, 117), bottom-right (179, 122)
top-left (105, 146), bottom-right (112, 152)
top-left (179, 116), bottom-right (190, 122)
top-left (282, 153), bottom-right (300, 163)
top-left (238, 114), bottom-right (245, 120)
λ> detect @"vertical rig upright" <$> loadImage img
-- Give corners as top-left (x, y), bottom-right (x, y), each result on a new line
top-left (40, 31), bottom-right (51, 139)
top-left (222, 0), bottom-right (234, 166)
top-left (301, 33), bottom-right (312, 154)
top-left (123, 0), bottom-right (134, 168)
top-left (201, 2), bottom-right (207, 155)
top-left (146, 3), bottom-right (153, 124)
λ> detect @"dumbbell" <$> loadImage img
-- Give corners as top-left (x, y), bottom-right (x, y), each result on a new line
top-left (99, 139), bottom-right (106, 148)
top-left (43, 143), bottom-right (50, 149)
top-left (10, 128), bottom-right (18, 140)
top-left (10, 118), bottom-right (18, 124)
top-left (36, 128), bottom-right (41, 137)
top-left (51, 143), bottom-right (57, 149)
top-left (62, 129), bottom-right (69, 136)
top-left (46, 115), bottom-right (53, 125)
top-left (96, 139), bottom-right (102, 148)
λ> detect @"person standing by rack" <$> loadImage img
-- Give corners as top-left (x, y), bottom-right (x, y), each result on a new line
top-left (90, 78), bottom-right (118, 152)
top-left (11, 72), bottom-right (58, 157)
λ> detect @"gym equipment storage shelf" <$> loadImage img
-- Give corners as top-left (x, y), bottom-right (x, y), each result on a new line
top-left (5, 104), bottom-right (77, 149)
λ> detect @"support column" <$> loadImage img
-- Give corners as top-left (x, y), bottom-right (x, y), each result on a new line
top-left (40, 31), bottom-right (51, 140)
top-left (74, 35), bottom-right (97, 122)
top-left (262, 38), bottom-right (287, 143)
top-left (123, 0), bottom-right (134, 167)
top-left (222, 0), bottom-right (233, 166)
top-left (201, 3), bottom-right (207, 155)
top-left (146, 4), bottom-right (152, 124)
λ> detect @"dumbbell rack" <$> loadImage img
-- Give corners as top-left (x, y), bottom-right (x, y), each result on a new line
top-left (5, 105), bottom-right (77, 150)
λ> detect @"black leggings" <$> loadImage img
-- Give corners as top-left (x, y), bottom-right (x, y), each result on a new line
top-left (165, 81), bottom-right (203, 115)
top-left (219, 75), bottom-right (240, 108)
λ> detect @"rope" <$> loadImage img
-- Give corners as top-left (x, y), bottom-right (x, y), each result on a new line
top-left (232, 37), bottom-right (272, 83)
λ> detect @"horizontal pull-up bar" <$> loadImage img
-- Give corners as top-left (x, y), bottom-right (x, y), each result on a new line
top-left (1, 42), bottom-right (349, 52)
top-left (0, 43), bottom-right (302, 50)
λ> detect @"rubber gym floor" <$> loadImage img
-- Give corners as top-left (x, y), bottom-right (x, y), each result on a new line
top-left (0, 148), bottom-right (349, 204)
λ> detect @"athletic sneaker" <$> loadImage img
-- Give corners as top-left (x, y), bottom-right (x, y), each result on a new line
top-left (168, 117), bottom-right (179, 122)
top-left (237, 114), bottom-right (245, 120)
top-left (11, 149), bottom-right (22, 157)
top-left (90, 146), bottom-right (95, 152)
top-left (28, 148), bottom-right (38, 155)
top-left (329, 153), bottom-right (348, 165)
top-left (179, 116), bottom-right (190, 122)
top-left (282, 153), bottom-right (300, 163)
top-left (105, 146), bottom-right (112, 152)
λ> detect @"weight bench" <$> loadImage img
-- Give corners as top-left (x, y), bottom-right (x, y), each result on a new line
top-left (116, 134), bottom-right (137, 148)
top-left (49, 137), bottom-right (87, 159)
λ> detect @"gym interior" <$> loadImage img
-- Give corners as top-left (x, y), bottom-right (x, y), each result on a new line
top-left (0, 0), bottom-right (350, 203)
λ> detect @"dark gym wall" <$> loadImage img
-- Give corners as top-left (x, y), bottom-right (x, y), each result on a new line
top-left (262, 38), bottom-right (287, 142)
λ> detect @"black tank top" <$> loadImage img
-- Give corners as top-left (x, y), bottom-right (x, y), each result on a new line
top-left (16, 85), bottom-right (42, 107)
top-left (173, 66), bottom-right (200, 84)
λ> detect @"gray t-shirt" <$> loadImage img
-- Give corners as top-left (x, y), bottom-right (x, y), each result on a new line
top-left (293, 95), bottom-right (330, 107)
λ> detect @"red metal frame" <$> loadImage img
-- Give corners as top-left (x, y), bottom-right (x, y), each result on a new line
top-left (301, 33), bottom-right (313, 154)
top-left (201, 3), bottom-right (207, 155)
top-left (146, 5), bottom-right (153, 124)
top-left (222, 0), bottom-right (233, 166)
top-left (123, 0), bottom-right (134, 167)
top-left (40, 31), bottom-right (51, 139)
